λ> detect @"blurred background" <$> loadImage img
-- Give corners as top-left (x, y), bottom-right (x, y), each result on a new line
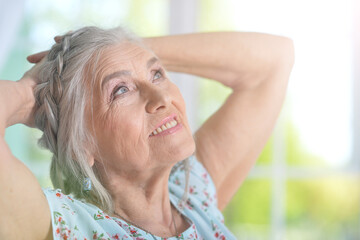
top-left (0, 0), bottom-right (359, 239)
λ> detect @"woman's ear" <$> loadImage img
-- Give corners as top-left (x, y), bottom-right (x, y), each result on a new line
top-left (84, 137), bottom-right (101, 168)
top-left (84, 145), bottom-right (96, 167)
top-left (88, 156), bottom-right (95, 167)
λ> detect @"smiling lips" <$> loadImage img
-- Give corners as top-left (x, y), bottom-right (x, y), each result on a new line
top-left (149, 113), bottom-right (182, 137)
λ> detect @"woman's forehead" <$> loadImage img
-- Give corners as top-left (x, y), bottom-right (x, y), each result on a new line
top-left (99, 42), bottom-right (153, 67)
top-left (89, 42), bottom-right (158, 94)
top-left (93, 43), bottom-right (154, 84)
top-left (99, 43), bottom-right (157, 75)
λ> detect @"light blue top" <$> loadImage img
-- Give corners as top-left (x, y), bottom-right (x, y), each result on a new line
top-left (43, 154), bottom-right (236, 239)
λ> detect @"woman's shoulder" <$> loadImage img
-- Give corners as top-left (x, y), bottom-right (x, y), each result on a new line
top-left (42, 188), bottom-right (129, 240)
top-left (42, 187), bottom-right (112, 220)
top-left (169, 154), bottom-right (218, 208)
top-left (42, 188), bottom-right (92, 213)
top-left (170, 154), bottom-right (216, 187)
top-left (42, 188), bottom-right (204, 240)
top-left (168, 156), bottom-right (237, 239)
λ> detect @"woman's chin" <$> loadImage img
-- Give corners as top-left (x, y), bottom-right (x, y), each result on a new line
top-left (174, 137), bottom-right (196, 162)
top-left (151, 136), bottom-right (195, 164)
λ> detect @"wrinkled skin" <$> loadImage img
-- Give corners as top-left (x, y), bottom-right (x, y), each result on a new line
top-left (87, 41), bottom-right (196, 183)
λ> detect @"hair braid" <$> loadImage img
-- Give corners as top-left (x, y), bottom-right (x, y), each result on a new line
top-left (34, 34), bottom-right (73, 191)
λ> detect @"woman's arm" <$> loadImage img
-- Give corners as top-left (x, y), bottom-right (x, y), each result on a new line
top-left (144, 32), bottom-right (293, 90)
top-left (144, 32), bottom-right (295, 210)
top-left (0, 79), bottom-right (52, 239)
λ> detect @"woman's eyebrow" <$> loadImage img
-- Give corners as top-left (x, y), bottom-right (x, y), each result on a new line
top-left (101, 57), bottom-right (159, 91)
top-left (102, 70), bottom-right (131, 91)
top-left (146, 57), bottom-right (158, 69)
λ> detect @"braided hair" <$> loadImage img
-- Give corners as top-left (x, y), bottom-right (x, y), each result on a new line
top-left (33, 26), bottom-right (191, 213)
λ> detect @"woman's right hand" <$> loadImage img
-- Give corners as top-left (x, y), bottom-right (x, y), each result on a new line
top-left (19, 34), bottom-right (64, 128)
top-left (27, 50), bottom-right (48, 64)
top-left (15, 55), bottom-right (48, 128)
top-left (26, 34), bottom-right (64, 64)
top-left (0, 53), bottom-right (48, 131)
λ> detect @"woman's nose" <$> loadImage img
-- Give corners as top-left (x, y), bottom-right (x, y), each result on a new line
top-left (144, 86), bottom-right (171, 113)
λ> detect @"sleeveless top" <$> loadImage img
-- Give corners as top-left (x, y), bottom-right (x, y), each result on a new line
top-left (42, 154), bottom-right (236, 239)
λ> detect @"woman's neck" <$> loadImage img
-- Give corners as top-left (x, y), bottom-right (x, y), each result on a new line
top-left (100, 164), bottom-right (177, 235)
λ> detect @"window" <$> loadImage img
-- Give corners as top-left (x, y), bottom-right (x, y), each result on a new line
top-left (194, 0), bottom-right (359, 238)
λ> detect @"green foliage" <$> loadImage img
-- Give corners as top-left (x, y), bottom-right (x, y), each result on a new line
top-left (223, 179), bottom-right (271, 228)
top-left (26, 128), bottom-right (52, 163)
top-left (199, 0), bottom-right (235, 31)
top-left (197, 78), bottom-right (232, 127)
top-left (285, 120), bottom-right (326, 167)
top-left (286, 177), bottom-right (360, 225)
top-left (125, 0), bottom-right (168, 36)
top-left (257, 135), bottom-right (273, 165)
top-left (220, 116), bottom-right (360, 237)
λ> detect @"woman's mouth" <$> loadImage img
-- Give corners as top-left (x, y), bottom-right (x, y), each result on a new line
top-left (149, 116), bottom-right (183, 137)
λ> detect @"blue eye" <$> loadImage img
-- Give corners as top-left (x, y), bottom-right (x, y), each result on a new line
top-left (114, 86), bottom-right (129, 96)
top-left (154, 70), bottom-right (162, 80)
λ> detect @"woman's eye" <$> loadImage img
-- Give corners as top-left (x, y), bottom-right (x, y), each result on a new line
top-left (114, 86), bottom-right (129, 96)
top-left (153, 70), bottom-right (162, 80)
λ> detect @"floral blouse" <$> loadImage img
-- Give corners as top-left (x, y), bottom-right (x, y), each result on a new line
top-left (42, 154), bottom-right (236, 240)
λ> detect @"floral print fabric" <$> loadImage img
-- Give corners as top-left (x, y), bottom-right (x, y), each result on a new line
top-left (42, 154), bottom-right (236, 239)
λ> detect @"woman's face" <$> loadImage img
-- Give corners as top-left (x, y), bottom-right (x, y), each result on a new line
top-left (87, 41), bottom-right (195, 174)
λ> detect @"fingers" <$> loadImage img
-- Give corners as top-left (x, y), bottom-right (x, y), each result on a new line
top-left (27, 31), bottom-right (72, 63)
top-left (27, 35), bottom-right (62, 63)
top-left (27, 51), bottom-right (48, 63)
top-left (54, 35), bottom-right (62, 43)
top-left (23, 54), bottom-right (48, 81)
top-left (54, 30), bottom-right (72, 43)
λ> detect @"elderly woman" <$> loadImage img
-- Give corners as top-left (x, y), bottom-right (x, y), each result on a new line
top-left (0, 26), bottom-right (294, 239)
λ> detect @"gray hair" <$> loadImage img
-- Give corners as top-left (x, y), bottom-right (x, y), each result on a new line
top-left (33, 26), bottom-right (190, 213)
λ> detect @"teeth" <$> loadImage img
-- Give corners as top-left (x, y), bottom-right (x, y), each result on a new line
top-left (150, 119), bottom-right (178, 136)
